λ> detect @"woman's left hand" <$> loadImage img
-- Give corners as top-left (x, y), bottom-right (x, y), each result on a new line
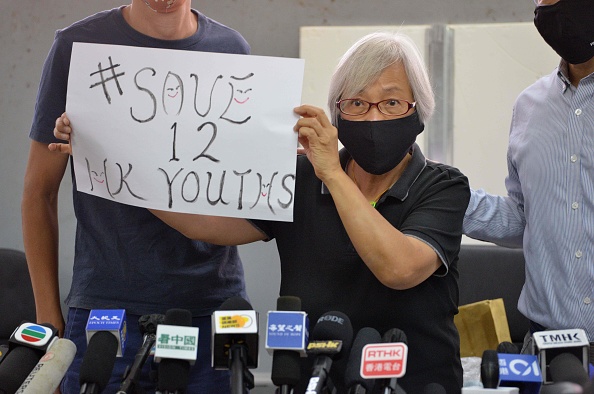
top-left (293, 105), bottom-right (342, 182)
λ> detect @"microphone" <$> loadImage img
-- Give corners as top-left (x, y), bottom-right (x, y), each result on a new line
top-left (423, 383), bottom-right (446, 394)
top-left (481, 350), bottom-right (500, 389)
top-left (496, 342), bottom-right (520, 355)
top-left (0, 322), bottom-right (59, 394)
top-left (155, 308), bottom-right (197, 393)
top-left (84, 309), bottom-right (127, 357)
top-left (212, 296), bottom-right (259, 394)
top-left (540, 382), bottom-right (585, 394)
top-left (118, 313), bottom-right (165, 394)
top-left (532, 329), bottom-right (590, 384)
top-left (378, 328), bottom-right (408, 394)
top-left (344, 327), bottom-right (381, 394)
top-left (79, 309), bottom-right (127, 394)
top-left (497, 352), bottom-right (542, 394)
top-left (305, 311), bottom-right (353, 394)
top-left (267, 296), bottom-right (309, 394)
top-left (549, 352), bottom-right (590, 387)
top-left (79, 331), bottom-right (119, 394)
top-left (15, 338), bottom-right (77, 393)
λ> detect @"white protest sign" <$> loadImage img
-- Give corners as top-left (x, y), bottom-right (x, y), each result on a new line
top-left (66, 43), bottom-right (304, 221)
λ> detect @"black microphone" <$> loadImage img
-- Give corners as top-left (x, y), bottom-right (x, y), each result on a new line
top-left (305, 311), bottom-right (353, 394)
top-left (270, 296), bottom-right (305, 394)
top-left (118, 313), bottom-right (165, 394)
top-left (212, 296), bottom-right (259, 394)
top-left (549, 352), bottom-right (590, 388)
top-left (155, 309), bottom-right (196, 393)
top-left (380, 328), bottom-right (407, 394)
top-left (0, 322), bottom-right (58, 394)
top-left (15, 338), bottom-right (77, 393)
top-left (533, 329), bottom-right (590, 384)
top-left (423, 383), bottom-right (446, 394)
top-left (345, 327), bottom-right (381, 394)
top-left (481, 349), bottom-right (500, 389)
top-left (496, 341), bottom-right (520, 354)
top-left (79, 331), bottom-right (119, 394)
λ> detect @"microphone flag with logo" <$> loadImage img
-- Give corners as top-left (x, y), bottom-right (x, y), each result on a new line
top-left (0, 322), bottom-right (58, 394)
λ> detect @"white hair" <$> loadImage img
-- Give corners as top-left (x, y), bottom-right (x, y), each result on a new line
top-left (327, 32), bottom-right (435, 125)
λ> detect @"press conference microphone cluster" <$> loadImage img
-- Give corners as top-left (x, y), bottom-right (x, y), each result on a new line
top-left (305, 310), bottom-right (353, 394)
top-left (0, 321), bottom-right (59, 394)
top-left (212, 296), bottom-right (259, 394)
top-left (463, 340), bottom-right (542, 394)
top-left (266, 296), bottom-right (309, 394)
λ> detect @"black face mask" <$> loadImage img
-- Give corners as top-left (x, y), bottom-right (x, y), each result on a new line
top-left (534, 0), bottom-right (594, 65)
top-left (337, 111), bottom-right (424, 175)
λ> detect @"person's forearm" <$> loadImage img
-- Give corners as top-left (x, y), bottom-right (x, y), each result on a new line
top-left (22, 186), bottom-right (64, 333)
top-left (323, 171), bottom-right (438, 290)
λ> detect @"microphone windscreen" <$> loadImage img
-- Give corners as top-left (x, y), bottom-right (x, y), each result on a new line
top-left (480, 349), bottom-right (500, 389)
top-left (423, 382), bottom-right (447, 394)
top-left (138, 313), bottom-right (165, 335)
top-left (271, 350), bottom-right (301, 386)
top-left (276, 296), bottom-right (301, 311)
top-left (382, 328), bottom-right (408, 344)
top-left (549, 352), bottom-right (590, 387)
top-left (311, 311), bottom-right (353, 360)
top-left (157, 308), bottom-right (193, 391)
top-left (219, 296), bottom-right (253, 311)
top-left (496, 341), bottom-right (520, 354)
top-left (344, 327), bottom-right (381, 391)
top-left (271, 296), bottom-right (303, 387)
top-left (0, 346), bottom-right (42, 393)
top-left (79, 331), bottom-right (119, 389)
top-left (164, 308), bottom-right (192, 326)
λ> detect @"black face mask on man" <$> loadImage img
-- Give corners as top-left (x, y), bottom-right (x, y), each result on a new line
top-left (337, 111), bottom-right (424, 175)
top-left (534, 0), bottom-right (594, 65)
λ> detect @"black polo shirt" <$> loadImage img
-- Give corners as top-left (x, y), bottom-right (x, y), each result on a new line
top-left (251, 145), bottom-right (470, 393)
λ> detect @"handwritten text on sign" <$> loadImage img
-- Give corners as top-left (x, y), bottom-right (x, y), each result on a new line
top-left (66, 43), bottom-right (304, 221)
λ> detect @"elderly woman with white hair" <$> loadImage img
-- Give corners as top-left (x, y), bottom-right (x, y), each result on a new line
top-left (53, 31), bottom-right (469, 393)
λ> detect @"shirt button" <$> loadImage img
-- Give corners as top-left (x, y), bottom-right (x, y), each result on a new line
top-left (585, 297), bottom-right (592, 305)
top-left (575, 108), bottom-right (582, 116)
top-left (570, 154), bottom-right (578, 163)
top-left (575, 250), bottom-right (583, 258)
top-left (572, 202), bottom-right (579, 210)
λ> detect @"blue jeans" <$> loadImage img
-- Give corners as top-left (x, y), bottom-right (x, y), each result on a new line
top-left (60, 308), bottom-right (231, 393)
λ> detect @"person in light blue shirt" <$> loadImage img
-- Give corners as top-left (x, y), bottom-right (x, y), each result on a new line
top-left (463, 0), bottom-right (594, 358)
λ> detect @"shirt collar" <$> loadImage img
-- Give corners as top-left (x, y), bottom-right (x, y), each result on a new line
top-left (557, 59), bottom-right (572, 93)
top-left (321, 143), bottom-right (427, 202)
top-left (556, 59), bottom-right (594, 92)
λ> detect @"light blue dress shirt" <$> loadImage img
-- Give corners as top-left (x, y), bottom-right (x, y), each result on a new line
top-left (464, 60), bottom-right (594, 342)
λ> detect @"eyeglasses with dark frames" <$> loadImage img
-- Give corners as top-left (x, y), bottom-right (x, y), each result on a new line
top-left (336, 98), bottom-right (416, 117)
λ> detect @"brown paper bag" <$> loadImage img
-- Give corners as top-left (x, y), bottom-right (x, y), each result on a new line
top-left (454, 298), bottom-right (512, 357)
